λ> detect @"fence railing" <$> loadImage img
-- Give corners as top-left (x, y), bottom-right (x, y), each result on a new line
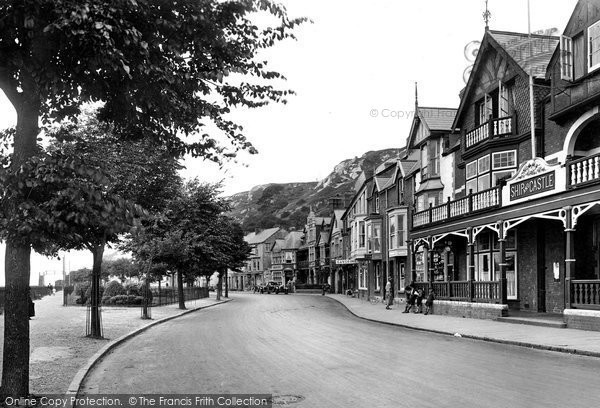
top-left (567, 153), bottom-right (600, 189)
top-left (152, 287), bottom-right (209, 306)
top-left (413, 186), bottom-right (502, 228)
top-left (465, 114), bottom-right (516, 149)
top-left (414, 280), bottom-right (500, 303)
top-left (571, 280), bottom-right (600, 310)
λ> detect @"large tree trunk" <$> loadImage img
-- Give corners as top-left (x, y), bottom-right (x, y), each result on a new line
top-left (89, 243), bottom-right (105, 338)
top-left (1, 245), bottom-right (32, 398)
top-left (225, 269), bottom-right (229, 298)
top-left (177, 270), bottom-right (185, 309)
top-left (1, 86), bottom-right (40, 398)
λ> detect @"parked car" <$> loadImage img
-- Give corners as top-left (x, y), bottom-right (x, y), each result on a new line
top-left (265, 281), bottom-right (288, 294)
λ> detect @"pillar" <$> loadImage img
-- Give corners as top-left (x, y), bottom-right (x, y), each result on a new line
top-left (406, 239), bottom-right (414, 287)
top-left (423, 245), bottom-right (429, 283)
top-left (497, 221), bottom-right (508, 304)
top-left (564, 207), bottom-right (575, 309)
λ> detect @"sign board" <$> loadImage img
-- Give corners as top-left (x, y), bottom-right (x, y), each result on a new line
top-left (335, 259), bottom-right (357, 265)
top-left (509, 170), bottom-right (555, 201)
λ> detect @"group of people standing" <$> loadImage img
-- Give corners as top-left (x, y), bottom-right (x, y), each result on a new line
top-left (383, 278), bottom-right (435, 315)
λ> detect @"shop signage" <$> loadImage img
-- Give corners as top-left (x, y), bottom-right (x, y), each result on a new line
top-left (335, 259), bottom-right (357, 265)
top-left (509, 170), bottom-right (555, 201)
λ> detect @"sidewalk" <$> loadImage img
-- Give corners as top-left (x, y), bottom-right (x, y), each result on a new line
top-left (0, 292), bottom-right (229, 395)
top-left (327, 294), bottom-right (600, 357)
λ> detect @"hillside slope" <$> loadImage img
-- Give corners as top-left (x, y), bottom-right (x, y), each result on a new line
top-left (228, 148), bottom-right (401, 232)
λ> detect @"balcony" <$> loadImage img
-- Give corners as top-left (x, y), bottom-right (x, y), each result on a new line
top-left (567, 153), bottom-right (600, 189)
top-left (464, 113), bottom-right (516, 150)
top-left (413, 186), bottom-right (502, 229)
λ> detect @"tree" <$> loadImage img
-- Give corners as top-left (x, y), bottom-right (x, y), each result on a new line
top-left (123, 181), bottom-right (231, 308)
top-left (0, 0), bottom-right (304, 396)
top-left (103, 258), bottom-right (139, 283)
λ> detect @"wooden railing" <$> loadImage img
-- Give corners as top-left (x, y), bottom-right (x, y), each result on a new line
top-left (412, 186), bottom-right (502, 228)
top-left (571, 280), bottom-right (600, 310)
top-left (465, 114), bottom-right (516, 149)
top-left (567, 153), bottom-right (600, 188)
top-left (415, 280), bottom-right (500, 303)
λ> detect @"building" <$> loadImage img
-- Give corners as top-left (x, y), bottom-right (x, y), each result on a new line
top-left (269, 230), bottom-right (304, 285)
top-left (242, 227), bottom-right (287, 288)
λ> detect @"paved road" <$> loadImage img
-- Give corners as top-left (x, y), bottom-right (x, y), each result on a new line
top-left (81, 294), bottom-right (600, 407)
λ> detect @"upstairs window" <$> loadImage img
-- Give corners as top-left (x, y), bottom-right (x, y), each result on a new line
top-left (589, 21), bottom-right (600, 73)
top-left (492, 150), bottom-right (516, 169)
top-left (560, 35), bottom-right (574, 81)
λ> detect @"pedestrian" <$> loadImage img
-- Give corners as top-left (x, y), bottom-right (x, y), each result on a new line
top-left (385, 278), bottom-right (393, 310)
top-left (322, 283), bottom-right (330, 295)
top-left (424, 289), bottom-right (435, 315)
top-left (402, 285), bottom-right (416, 313)
top-left (415, 288), bottom-right (424, 313)
top-left (28, 290), bottom-right (35, 320)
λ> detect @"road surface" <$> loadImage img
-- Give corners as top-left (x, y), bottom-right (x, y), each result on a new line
top-left (80, 293), bottom-right (600, 407)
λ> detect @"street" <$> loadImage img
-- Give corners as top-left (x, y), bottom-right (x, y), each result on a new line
top-left (80, 294), bottom-right (600, 408)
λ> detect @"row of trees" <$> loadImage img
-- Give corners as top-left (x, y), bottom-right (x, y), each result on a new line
top-left (0, 0), bottom-right (305, 398)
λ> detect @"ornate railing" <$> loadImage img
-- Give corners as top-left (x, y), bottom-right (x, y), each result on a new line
top-left (567, 153), bottom-right (600, 188)
top-left (412, 186), bottom-right (502, 228)
top-left (465, 114), bottom-right (516, 149)
top-left (414, 281), bottom-right (500, 303)
top-left (571, 280), bottom-right (600, 310)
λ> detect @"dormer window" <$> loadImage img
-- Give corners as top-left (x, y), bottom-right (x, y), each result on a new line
top-left (560, 35), bottom-right (574, 80)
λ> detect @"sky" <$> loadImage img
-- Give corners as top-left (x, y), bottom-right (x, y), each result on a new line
top-left (0, 0), bottom-right (580, 284)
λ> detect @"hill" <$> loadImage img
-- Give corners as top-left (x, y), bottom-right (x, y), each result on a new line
top-left (228, 148), bottom-right (402, 232)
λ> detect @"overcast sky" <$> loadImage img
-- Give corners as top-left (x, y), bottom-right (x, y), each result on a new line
top-left (0, 0), bottom-right (580, 284)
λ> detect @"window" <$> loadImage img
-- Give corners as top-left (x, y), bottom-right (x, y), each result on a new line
top-left (589, 21), bottom-right (600, 72)
top-left (359, 221), bottom-right (365, 248)
top-left (372, 223), bottom-right (381, 253)
top-left (421, 145), bottom-right (429, 178)
top-left (466, 161), bottom-right (478, 179)
top-left (375, 266), bottom-right (381, 291)
top-left (560, 35), bottom-right (574, 81)
top-left (478, 156), bottom-right (490, 174)
top-left (492, 170), bottom-right (516, 186)
top-left (473, 230), bottom-right (518, 299)
top-left (429, 140), bottom-right (440, 176)
top-left (498, 81), bottom-right (513, 117)
top-left (359, 266), bottom-right (368, 289)
top-left (389, 216), bottom-right (396, 249)
top-left (366, 223), bottom-right (372, 252)
top-left (397, 215), bottom-right (405, 248)
top-left (492, 150), bottom-right (516, 169)
top-left (375, 195), bottom-right (380, 213)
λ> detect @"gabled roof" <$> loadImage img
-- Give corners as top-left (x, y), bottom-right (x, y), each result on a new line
top-left (270, 239), bottom-right (286, 252)
top-left (244, 227), bottom-right (281, 245)
top-left (315, 217), bottom-right (331, 226)
top-left (489, 31), bottom-right (558, 78)
top-left (416, 178), bottom-right (444, 194)
top-left (453, 29), bottom-right (558, 129)
top-left (374, 176), bottom-right (391, 191)
top-left (318, 231), bottom-right (330, 246)
top-left (417, 107), bottom-right (457, 132)
top-left (282, 231), bottom-right (304, 250)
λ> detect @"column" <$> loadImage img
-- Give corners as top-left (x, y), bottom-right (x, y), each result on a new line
top-left (564, 207), bottom-right (575, 309)
top-left (406, 239), bottom-right (414, 287)
top-left (467, 227), bottom-right (475, 302)
top-left (423, 245), bottom-right (429, 283)
top-left (428, 240), bottom-right (435, 287)
top-left (497, 221), bottom-right (508, 304)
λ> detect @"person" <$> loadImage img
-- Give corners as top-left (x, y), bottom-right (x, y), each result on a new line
top-left (402, 285), bottom-right (416, 313)
top-left (415, 288), bottom-right (424, 313)
top-left (424, 289), bottom-right (435, 315)
top-left (28, 290), bottom-right (35, 320)
top-left (385, 278), bottom-right (393, 310)
top-left (47, 284), bottom-right (53, 296)
top-left (322, 283), bottom-right (330, 295)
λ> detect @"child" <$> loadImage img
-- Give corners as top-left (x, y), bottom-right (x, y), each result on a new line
top-left (414, 288), bottom-right (424, 313)
top-left (402, 285), bottom-right (416, 313)
top-left (424, 289), bottom-right (435, 315)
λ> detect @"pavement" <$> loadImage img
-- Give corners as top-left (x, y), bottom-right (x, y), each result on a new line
top-left (326, 293), bottom-right (600, 358)
top-left (0, 290), bottom-right (229, 395)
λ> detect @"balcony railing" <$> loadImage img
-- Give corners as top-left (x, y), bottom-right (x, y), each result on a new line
top-left (415, 281), bottom-right (501, 303)
top-left (465, 114), bottom-right (516, 150)
top-left (413, 186), bottom-right (502, 229)
top-left (567, 153), bottom-right (600, 189)
top-left (571, 280), bottom-right (600, 310)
